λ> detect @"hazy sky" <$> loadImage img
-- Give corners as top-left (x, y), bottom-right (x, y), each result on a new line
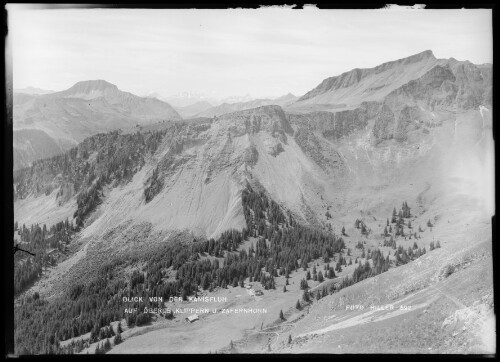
top-left (7, 6), bottom-right (492, 99)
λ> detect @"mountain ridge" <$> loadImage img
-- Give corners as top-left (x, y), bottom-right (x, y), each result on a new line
top-left (13, 80), bottom-right (182, 170)
top-left (195, 94), bottom-right (298, 118)
top-left (51, 79), bottom-right (119, 100)
top-left (292, 50), bottom-right (490, 114)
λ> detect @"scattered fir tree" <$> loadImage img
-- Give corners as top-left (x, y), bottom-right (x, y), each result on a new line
top-left (114, 332), bottom-right (122, 345)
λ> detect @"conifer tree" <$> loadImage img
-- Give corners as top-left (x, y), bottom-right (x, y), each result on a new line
top-left (323, 251), bottom-right (330, 263)
top-left (279, 309), bottom-right (285, 320)
top-left (302, 289), bottom-right (310, 302)
top-left (106, 323), bottom-right (114, 337)
top-left (99, 327), bottom-right (105, 340)
top-left (300, 279), bottom-right (309, 290)
top-left (114, 332), bottom-right (122, 345)
top-left (295, 300), bottom-right (301, 310)
top-left (361, 223), bottom-right (367, 234)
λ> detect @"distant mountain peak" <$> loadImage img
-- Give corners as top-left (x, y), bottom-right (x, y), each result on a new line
top-left (297, 50), bottom-right (438, 104)
top-left (69, 79), bottom-right (118, 92)
top-left (276, 92), bottom-right (296, 99)
top-left (53, 79), bottom-right (121, 100)
top-left (395, 49), bottom-right (435, 64)
top-left (410, 49), bottom-right (434, 60)
top-left (144, 91), bottom-right (163, 99)
top-left (369, 50), bottom-right (436, 73)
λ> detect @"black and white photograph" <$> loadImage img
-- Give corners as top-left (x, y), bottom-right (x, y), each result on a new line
top-left (5, 4), bottom-right (495, 355)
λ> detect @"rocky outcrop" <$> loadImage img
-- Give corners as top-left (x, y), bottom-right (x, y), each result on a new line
top-left (217, 105), bottom-right (293, 137)
top-left (372, 104), bottom-right (396, 143)
top-left (451, 61), bottom-right (491, 109)
top-left (294, 127), bottom-right (345, 174)
top-left (243, 145), bottom-right (259, 165)
top-left (269, 142), bottom-right (284, 157)
top-left (394, 106), bottom-right (421, 142)
top-left (289, 102), bottom-right (381, 142)
top-left (385, 65), bottom-right (457, 111)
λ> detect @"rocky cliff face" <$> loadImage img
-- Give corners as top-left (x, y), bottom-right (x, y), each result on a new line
top-left (289, 101), bottom-right (381, 141)
top-left (291, 53), bottom-right (491, 146)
